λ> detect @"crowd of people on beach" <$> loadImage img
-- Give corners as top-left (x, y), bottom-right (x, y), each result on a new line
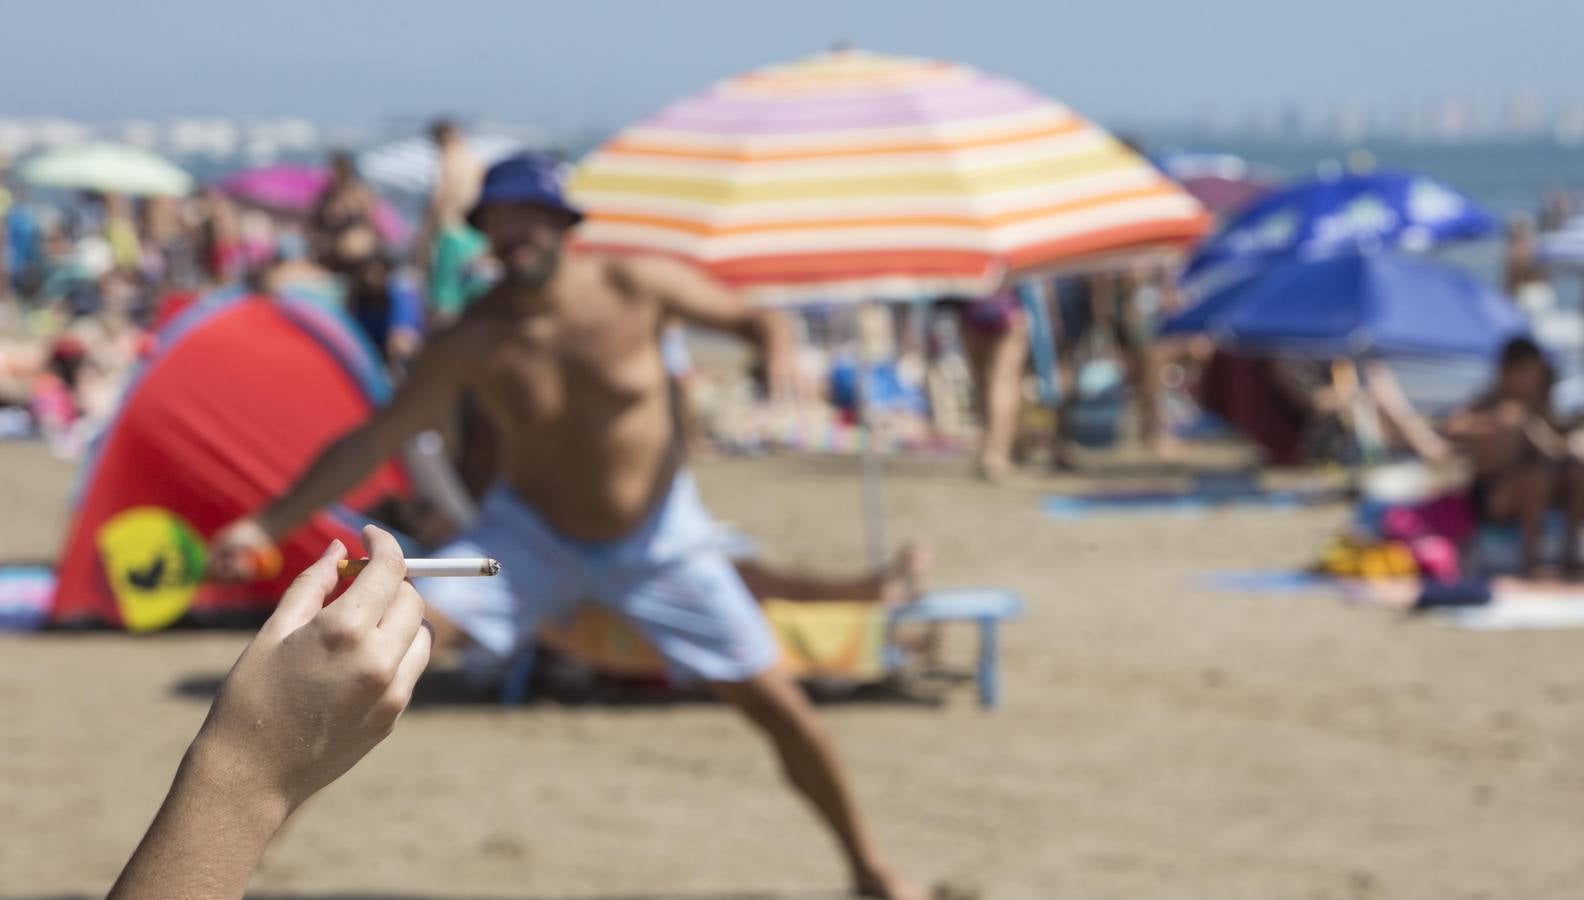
top-left (6, 115), bottom-right (1584, 898)
top-left (7, 123), bottom-right (1584, 591)
top-left (0, 121), bottom-right (489, 454)
top-left (0, 121), bottom-right (1473, 480)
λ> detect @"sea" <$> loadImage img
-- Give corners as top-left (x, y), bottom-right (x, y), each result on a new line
top-left (1149, 134), bottom-right (1584, 410)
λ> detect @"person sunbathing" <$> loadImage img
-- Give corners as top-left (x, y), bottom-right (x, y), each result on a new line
top-left (1445, 338), bottom-right (1584, 576)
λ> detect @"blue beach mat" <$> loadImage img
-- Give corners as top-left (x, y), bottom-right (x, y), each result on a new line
top-left (1198, 569), bottom-right (1336, 594)
top-left (1044, 483), bottom-right (1341, 520)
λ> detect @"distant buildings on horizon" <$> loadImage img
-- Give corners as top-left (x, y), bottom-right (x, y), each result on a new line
top-left (2, 96), bottom-right (1582, 168)
top-left (0, 117), bottom-right (577, 169)
top-left (1123, 95), bottom-right (1584, 147)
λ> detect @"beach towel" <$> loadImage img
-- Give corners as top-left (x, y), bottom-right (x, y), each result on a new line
top-left (530, 588), bottom-right (1024, 707)
top-left (1199, 569), bottom-right (1337, 594)
top-left (1201, 566), bottom-right (1584, 631)
top-left (1439, 597), bottom-right (1584, 631)
top-left (0, 565), bottom-right (55, 631)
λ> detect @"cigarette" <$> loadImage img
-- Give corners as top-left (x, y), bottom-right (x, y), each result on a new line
top-left (337, 557), bottom-right (501, 578)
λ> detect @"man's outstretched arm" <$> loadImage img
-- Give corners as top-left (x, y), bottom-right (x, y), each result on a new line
top-left (633, 256), bottom-right (794, 398)
top-left (211, 328), bottom-right (477, 575)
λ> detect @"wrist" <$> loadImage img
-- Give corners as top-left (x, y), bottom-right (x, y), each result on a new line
top-left (179, 733), bottom-right (293, 837)
top-left (254, 508), bottom-right (292, 544)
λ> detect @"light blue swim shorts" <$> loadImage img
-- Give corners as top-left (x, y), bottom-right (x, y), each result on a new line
top-left (416, 471), bottom-right (778, 684)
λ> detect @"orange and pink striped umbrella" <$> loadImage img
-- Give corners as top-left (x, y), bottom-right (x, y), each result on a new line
top-left (570, 49), bottom-right (1211, 305)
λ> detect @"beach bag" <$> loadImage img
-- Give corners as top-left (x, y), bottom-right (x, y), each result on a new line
top-left (1069, 332), bottom-right (1127, 448)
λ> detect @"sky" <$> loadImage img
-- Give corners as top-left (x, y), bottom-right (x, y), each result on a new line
top-left (4, 0), bottom-right (1581, 130)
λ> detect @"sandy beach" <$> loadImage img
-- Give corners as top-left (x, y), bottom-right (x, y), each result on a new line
top-left (3, 439), bottom-right (1583, 899)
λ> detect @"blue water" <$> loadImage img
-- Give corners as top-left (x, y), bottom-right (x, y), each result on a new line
top-left (1144, 135), bottom-right (1584, 409)
top-left (1154, 135), bottom-right (1584, 217)
top-left (1151, 135), bottom-right (1584, 285)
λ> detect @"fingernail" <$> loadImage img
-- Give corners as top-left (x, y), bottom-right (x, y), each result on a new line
top-left (323, 539), bottom-right (343, 559)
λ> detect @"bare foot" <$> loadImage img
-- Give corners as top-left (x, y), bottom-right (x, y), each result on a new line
top-left (881, 542), bottom-right (939, 662)
top-left (1049, 449), bottom-right (1081, 473)
top-left (976, 455), bottom-right (1012, 483)
top-left (854, 863), bottom-right (929, 900)
top-left (880, 541), bottom-right (929, 607)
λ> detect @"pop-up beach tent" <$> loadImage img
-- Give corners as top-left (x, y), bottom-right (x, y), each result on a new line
top-left (49, 288), bottom-right (409, 631)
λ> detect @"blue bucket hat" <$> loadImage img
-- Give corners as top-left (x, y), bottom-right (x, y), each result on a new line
top-left (466, 152), bottom-right (584, 230)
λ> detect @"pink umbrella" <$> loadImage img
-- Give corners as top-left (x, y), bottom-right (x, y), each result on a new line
top-left (1154, 153), bottom-right (1276, 217)
top-left (217, 164), bottom-right (412, 247)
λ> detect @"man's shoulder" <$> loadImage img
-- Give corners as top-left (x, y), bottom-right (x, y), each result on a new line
top-left (579, 251), bottom-right (703, 297)
top-left (568, 250), bottom-right (646, 295)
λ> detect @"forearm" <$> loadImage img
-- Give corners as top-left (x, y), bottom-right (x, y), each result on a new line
top-left (259, 429), bottom-right (384, 540)
top-left (745, 310), bottom-right (793, 360)
top-left (1366, 363), bottom-right (1449, 461)
top-left (109, 741), bottom-right (287, 900)
top-left (1399, 416), bottom-right (1452, 462)
top-left (1525, 418), bottom-right (1568, 459)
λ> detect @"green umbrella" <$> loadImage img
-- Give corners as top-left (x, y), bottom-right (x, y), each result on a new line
top-left (19, 142), bottom-right (194, 197)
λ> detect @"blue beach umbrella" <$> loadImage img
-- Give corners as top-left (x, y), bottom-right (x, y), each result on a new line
top-left (1182, 171), bottom-right (1497, 288)
top-left (1161, 252), bottom-right (1527, 360)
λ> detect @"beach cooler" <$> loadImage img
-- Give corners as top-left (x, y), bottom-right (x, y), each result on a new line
top-left (502, 588), bottom-right (1025, 709)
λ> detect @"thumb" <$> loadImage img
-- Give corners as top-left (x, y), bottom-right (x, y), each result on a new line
top-left (265, 540), bottom-right (346, 636)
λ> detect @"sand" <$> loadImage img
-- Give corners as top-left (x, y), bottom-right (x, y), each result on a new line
top-left (4, 439), bottom-right (1584, 899)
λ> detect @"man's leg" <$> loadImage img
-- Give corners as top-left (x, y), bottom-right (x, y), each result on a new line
top-left (410, 489), bottom-right (575, 684)
top-left (1561, 463), bottom-right (1584, 575)
top-left (1486, 465), bottom-right (1557, 576)
top-left (619, 528), bottom-right (923, 900)
top-left (709, 671), bottom-right (923, 900)
top-left (733, 542), bottom-right (926, 606)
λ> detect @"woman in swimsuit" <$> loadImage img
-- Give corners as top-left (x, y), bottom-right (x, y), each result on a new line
top-left (308, 152), bottom-right (381, 275)
top-left (1446, 338), bottom-right (1584, 576)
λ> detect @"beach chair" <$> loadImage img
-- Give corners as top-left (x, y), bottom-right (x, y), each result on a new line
top-left (500, 588), bottom-right (1024, 709)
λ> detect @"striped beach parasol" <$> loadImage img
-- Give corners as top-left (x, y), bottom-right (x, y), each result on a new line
top-left (569, 49), bottom-right (1210, 306)
top-left (358, 133), bottom-right (526, 195)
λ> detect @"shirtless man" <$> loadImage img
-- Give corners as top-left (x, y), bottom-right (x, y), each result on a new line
top-left (211, 153), bottom-right (923, 900)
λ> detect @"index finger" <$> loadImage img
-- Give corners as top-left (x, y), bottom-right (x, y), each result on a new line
top-left (262, 539), bottom-right (346, 638)
top-left (326, 525), bottom-right (409, 630)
